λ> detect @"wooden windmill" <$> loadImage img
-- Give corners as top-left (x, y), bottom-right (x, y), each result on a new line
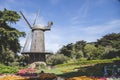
top-left (20, 11), bottom-right (53, 63)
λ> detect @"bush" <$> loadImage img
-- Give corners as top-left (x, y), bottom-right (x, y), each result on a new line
top-left (103, 50), bottom-right (120, 59)
top-left (8, 62), bottom-right (19, 67)
top-left (46, 54), bottom-right (67, 65)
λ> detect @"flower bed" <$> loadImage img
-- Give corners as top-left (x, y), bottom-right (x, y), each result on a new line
top-left (0, 75), bottom-right (120, 80)
top-left (17, 68), bottom-right (37, 77)
top-left (18, 68), bottom-right (36, 74)
top-left (65, 76), bottom-right (120, 80)
top-left (0, 73), bottom-right (57, 80)
top-left (65, 76), bottom-right (104, 80)
top-left (0, 75), bottom-right (27, 80)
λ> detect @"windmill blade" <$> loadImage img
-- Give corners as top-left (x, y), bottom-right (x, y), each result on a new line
top-left (22, 31), bottom-right (32, 52)
top-left (20, 11), bottom-right (32, 29)
top-left (33, 9), bottom-right (40, 25)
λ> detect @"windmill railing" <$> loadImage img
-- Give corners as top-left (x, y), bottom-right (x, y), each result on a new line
top-left (21, 50), bottom-right (53, 54)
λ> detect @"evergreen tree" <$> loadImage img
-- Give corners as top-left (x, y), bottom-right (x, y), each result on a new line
top-left (0, 9), bottom-right (25, 54)
top-left (0, 9), bottom-right (25, 65)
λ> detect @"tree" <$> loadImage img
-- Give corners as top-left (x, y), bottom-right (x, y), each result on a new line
top-left (84, 44), bottom-right (97, 59)
top-left (0, 48), bottom-right (15, 65)
top-left (0, 9), bottom-right (25, 65)
top-left (74, 40), bottom-right (86, 52)
top-left (0, 9), bottom-right (25, 54)
top-left (58, 43), bottom-right (74, 57)
top-left (96, 33), bottom-right (120, 59)
top-left (97, 33), bottom-right (120, 49)
top-left (75, 50), bottom-right (84, 59)
top-left (74, 40), bottom-right (86, 58)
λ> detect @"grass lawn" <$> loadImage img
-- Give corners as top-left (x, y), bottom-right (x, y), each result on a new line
top-left (43, 65), bottom-right (80, 75)
top-left (40, 58), bottom-right (120, 78)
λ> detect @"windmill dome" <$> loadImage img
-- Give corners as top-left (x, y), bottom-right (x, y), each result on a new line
top-left (33, 24), bottom-right (44, 29)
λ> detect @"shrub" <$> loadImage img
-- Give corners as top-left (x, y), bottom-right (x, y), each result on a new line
top-left (46, 54), bottom-right (67, 65)
top-left (8, 61), bottom-right (19, 67)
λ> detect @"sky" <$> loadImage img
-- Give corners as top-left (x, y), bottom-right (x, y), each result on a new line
top-left (0, 0), bottom-right (120, 53)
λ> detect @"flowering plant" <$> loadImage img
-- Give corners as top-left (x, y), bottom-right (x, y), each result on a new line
top-left (65, 76), bottom-right (107, 80)
top-left (18, 68), bottom-right (36, 75)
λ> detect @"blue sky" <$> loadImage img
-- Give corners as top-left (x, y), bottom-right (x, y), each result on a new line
top-left (0, 0), bottom-right (120, 53)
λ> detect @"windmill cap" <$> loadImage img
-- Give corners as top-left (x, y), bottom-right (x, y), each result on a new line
top-left (33, 24), bottom-right (44, 28)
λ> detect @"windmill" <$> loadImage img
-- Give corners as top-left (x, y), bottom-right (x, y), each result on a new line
top-left (20, 10), bottom-right (53, 63)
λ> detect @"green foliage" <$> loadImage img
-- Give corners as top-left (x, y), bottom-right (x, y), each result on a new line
top-left (0, 49), bottom-right (15, 65)
top-left (75, 50), bottom-right (84, 59)
top-left (74, 40), bottom-right (86, 52)
top-left (0, 8), bottom-right (20, 23)
top-left (0, 9), bottom-right (25, 54)
top-left (0, 9), bottom-right (26, 66)
top-left (97, 33), bottom-right (120, 49)
top-left (57, 40), bottom-right (86, 59)
top-left (103, 50), bottom-right (120, 59)
top-left (0, 64), bottom-right (18, 74)
top-left (57, 33), bottom-right (120, 61)
top-left (9, 62), bottom-right (19, 67)
top-left (46, 54), bottom-right (67, 65)
top-left (17, 55), bottom-right (27, 66)
top-left (84, 44), bottom-right (105, 59)
top-left (58, 43), bottom-right (74, 57)
top-left (84, 44), bottom-right (97, 59)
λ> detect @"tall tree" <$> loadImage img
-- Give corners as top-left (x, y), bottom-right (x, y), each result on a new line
top-left (0, 9), bottom-right (25, 54)
top-left (97, 33), bottom-right (120, 49)
top-left (84, 44), bottom-right (97, 59)
top-left (58, 43), bottom-right (74, 57)
top-left (74, 40), bottom-right (86, 58)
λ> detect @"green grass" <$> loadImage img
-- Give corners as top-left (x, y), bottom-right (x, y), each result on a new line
top-left (0, 64), bottom-right (18, 74)
top-left (56, 58), bottom-right (120, 67)
top-left (42, 65), bottom-right (80, 75)
top-left (41, 58), bottom-right (120, 78)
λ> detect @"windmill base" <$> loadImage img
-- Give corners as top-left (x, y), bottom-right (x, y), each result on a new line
top-left (21, 52), bottom-right (51, 64)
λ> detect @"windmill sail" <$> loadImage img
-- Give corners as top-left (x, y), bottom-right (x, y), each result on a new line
top-left (20, 11), bottom-right (32, 29)
top-left (22, 31), bottom-right (32, 52)
top-left (33, 9), bottom-right (40, 25)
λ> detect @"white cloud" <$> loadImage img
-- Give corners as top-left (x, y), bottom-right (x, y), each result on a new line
top-left (78, 0), bottom-right (89, 17)
top-left (81, 20), bottom-right (120, 35)
top-left (71, 0), bottom-right (90, 25)
top-left (43, 19), bottom-right (120, 53)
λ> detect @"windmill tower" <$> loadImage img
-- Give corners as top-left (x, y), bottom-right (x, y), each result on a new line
top-left (20, 11), bottom-right (53, 63)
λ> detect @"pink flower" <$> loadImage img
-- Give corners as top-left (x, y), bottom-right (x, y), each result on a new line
top-left (100, 77), bottom-right (107, 80)
top-left (18, 68), bottom-right (36, 74)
